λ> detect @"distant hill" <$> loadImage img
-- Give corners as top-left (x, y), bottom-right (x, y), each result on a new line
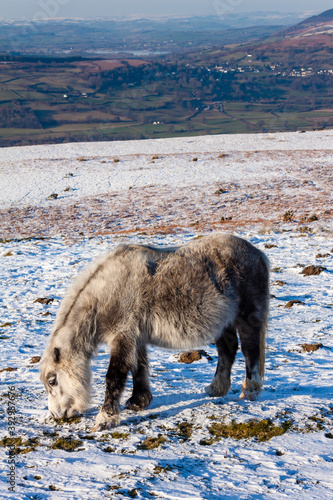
top-left (213, 8), bottom-right (333, 69)
top-left (298, 8), bottom-right (333, 25)
top-left (189, 8), bottom-right (333, 69)
top-left (271, 8), bottom-right (333, 41)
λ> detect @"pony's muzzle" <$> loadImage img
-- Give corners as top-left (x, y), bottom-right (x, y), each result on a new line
top-left (50, 407), bottom-right (78, 419)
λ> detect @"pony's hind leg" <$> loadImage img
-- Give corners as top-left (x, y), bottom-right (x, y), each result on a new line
top-left (126, 343), bottom-right (152, 411)
top-left (205, 325), bottom-right (238, 397)
top-left (237, 313), bottom-right (266, 400)
top-left (93, 336), bottom-right (135, 431)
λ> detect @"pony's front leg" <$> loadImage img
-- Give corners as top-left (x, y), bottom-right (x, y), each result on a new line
top-left (92, 337), bottom-right (134, 431)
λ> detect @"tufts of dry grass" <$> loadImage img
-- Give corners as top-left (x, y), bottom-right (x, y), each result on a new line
top-left (138, 435), bottom-right (166, 450)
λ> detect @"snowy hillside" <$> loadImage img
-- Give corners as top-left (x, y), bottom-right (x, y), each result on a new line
top-left (0, 131), bottom-right (332, 499)
top-left (0, 130), bottom-right (332, 239)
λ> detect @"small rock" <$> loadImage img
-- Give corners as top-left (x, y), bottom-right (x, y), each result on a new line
top-left (215, 188), bottom-right (228, 195)
top-left (47, 193), bottom-right (58, 200)
top-left (299, 343), bottom-right (324, 353)
top-left (30, 356), bottom-right (41, 364)
top-left (0, 367), bottom-right (18, 373)
top-left (301, 265), bottom-right (326, 276)
top-left (176, 350), bottom-right (212, 364)
top-left (285, 300), bottom-right (304, 308)
top-left (34, 297), bottom-right (54, 305)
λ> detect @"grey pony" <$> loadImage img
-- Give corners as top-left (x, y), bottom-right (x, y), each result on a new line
top-left (40, 233), bottom-right (270, 430)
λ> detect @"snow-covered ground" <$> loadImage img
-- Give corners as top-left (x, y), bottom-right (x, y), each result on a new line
top-left (0, 130), bottom-right (332, 240)
top-left (1, 129), bottom-right (333, 210)
top-left (0, 131), bottom-right (332, 499)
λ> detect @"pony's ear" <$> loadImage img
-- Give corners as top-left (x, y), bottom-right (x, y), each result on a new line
top-left (53, 347), bottom-right (61, 363)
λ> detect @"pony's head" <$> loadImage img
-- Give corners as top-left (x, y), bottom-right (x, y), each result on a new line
top-left (40, 343), bottom-right (91, 419)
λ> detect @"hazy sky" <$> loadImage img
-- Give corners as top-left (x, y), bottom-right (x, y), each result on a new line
top-left (0, 0), bottom-right (331, 20)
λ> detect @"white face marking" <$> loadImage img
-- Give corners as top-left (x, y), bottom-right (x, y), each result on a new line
top-left (41, 341), bottom-right (92, 419)
top-left (45, 366), bottom-right (92, 420)
top-left (46, 370), bottom-right (78, 419)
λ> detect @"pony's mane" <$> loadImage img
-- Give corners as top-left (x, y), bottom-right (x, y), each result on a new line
top-left (52, 251), bottom-right (113, 335)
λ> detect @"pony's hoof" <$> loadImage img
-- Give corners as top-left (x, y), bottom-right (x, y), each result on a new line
top-left (205, 380), bottom-right (230, 398)
top-left (126, 392), bottom-right (152, 411)
top-left (239, 389), bottom-right (258, 401)
top-left (92, 410), bottom-right (120, 431)
top-left (240, 380), bottom-right (262, 400)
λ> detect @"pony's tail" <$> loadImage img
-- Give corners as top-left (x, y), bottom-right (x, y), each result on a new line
top-left (259, 252), bottom-right (270, 379)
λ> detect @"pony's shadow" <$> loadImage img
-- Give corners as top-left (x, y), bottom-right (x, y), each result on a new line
top-left (132, 393), bottom-right (206, 421)
top-left (122, 390), bottom-right (243, 426)
top-left (87, 389), bottom-right (232, 426)
top-left (122, 379), bottom-right (333, 426)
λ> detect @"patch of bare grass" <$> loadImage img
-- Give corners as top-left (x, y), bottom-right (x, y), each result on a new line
top-left (208, 419), bottom-right (291, 442)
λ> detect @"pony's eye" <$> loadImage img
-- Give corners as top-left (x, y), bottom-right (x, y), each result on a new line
top-left (48, 377), bottom-right (57, 387)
